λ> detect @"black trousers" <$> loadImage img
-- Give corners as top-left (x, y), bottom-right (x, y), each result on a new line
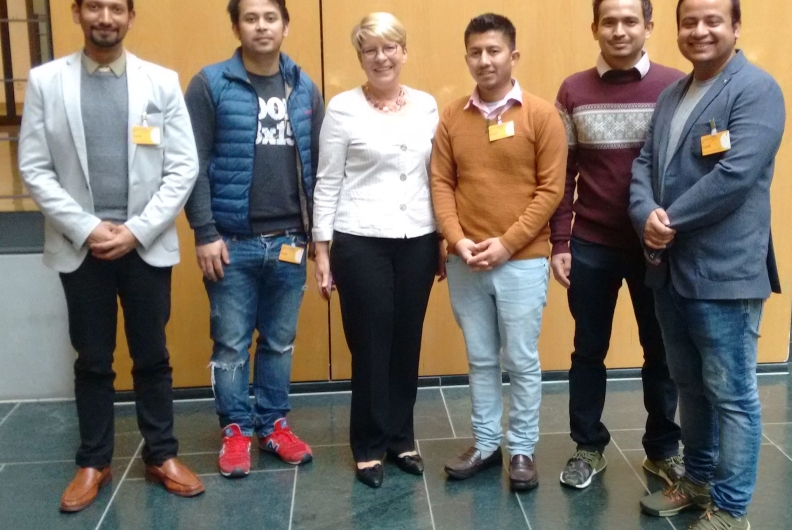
top-left (60, 251), bottom-right (178, 468)
top-left (567, 238), bottom-right (681, 459)
top-left (330, 232), bottom-right (438, 462)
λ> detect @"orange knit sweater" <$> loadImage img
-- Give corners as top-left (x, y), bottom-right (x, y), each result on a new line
top-left (430, 91), bottom-right (568, 261)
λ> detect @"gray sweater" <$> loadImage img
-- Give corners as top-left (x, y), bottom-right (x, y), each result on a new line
top-left (81, 67), bottom-right (129, 222)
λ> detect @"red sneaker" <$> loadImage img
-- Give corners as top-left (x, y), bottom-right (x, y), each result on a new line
top-left (218, 423), bottom-right (251, 478)
top-left (259, 418), bottom-right (313, 465)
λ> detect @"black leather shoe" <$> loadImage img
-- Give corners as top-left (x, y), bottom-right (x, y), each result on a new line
top-left (509, 454), bottom-right (538, 491)
top-left (355, 464), bottom-right (384, 488)
top-left (444, 446), bottom-right (502, 480)
top-left (388, 452), bottom-right (424, 475)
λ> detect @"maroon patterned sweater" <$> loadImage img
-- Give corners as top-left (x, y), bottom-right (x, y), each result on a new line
top-left (550, 62), bottom-right (685, 255)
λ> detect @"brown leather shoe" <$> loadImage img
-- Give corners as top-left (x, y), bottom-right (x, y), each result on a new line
top-left (509, 454), bottom-right (538, 491)
top-left (145, 458), bottom-right (205, 497)
top-left (60, 467), bottom-right (112, 512)
top-left (444, 446), bottom-right (502, 480)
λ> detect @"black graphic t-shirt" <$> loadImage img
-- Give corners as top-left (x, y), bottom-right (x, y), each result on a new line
top-left (247, 71), bottom-right (303, 234)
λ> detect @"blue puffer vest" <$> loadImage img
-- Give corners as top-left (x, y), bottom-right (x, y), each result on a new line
top-left (202, 50), bottom-right (316, 236)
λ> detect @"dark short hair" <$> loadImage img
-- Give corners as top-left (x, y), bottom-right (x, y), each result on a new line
top-left (593, 0), bottom-right (653, 25)
top-left (464, 13), bottom-right (516, 51)
top-left (676, 0), bottom-right (740, 27)
top-left (228, 0), bottom-right (290, 25)
top-left (75, 0), bottom-right (134, 9)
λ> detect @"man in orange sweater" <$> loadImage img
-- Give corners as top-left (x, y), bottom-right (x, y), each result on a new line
top-left (431, 13), bottom-right (567, 491)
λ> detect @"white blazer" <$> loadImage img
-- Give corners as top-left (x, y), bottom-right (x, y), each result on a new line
top-left (18, 50), bottom-right (198, 273)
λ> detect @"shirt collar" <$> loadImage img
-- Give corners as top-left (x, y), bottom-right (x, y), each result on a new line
top-left (596, 51), bottom-right (650, 79)
top-left (81, 51), bottom-right (127, 77)
top-left (464, 79), bottom-right (523, 115)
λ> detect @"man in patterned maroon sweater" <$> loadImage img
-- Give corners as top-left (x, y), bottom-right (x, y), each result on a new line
top-left (550, 0), bottom-right (685, 490)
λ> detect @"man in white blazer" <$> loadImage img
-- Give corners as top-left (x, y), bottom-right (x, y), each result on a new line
top-left (18, 0), bottom-right (204, 512)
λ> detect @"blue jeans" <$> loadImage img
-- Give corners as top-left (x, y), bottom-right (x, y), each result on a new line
top-left (205, 232), bottom-right (306, 437)
top-left (654, 282), bottom-right (763, 517)
top-left (447, 255), bottom-right (549, 456)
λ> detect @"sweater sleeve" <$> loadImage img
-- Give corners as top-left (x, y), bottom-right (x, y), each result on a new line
top-left (549, 83), bottom-right (578, 256)
top-left (430, 105), bottom-right (465, 248)
top-left (183, 72), bottom-right (221, 245)
top-left (500, 104), bottom-right (568, 254)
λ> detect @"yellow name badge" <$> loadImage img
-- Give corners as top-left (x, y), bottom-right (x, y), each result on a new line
top-left (132, 126), bottom-right (161, 146)
top-left (278, 244), bottom-right (305, 265)
top-left (488, 121), bottom-right (515, 142)
top-left (701, 130), bottom-right (731, 156)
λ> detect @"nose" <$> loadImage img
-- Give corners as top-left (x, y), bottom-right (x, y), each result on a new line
top-left (613, 22), bottom-right (626, 37)
top-left (98, 7), bottom-right (112, 23)
top-left (479, 51), bottom-right (492, 66)
top-left (691, 20), bottom-right (708, 38)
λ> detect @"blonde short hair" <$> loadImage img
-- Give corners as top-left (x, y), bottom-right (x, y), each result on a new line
top-left (350, 12), bottom-right (407, 53)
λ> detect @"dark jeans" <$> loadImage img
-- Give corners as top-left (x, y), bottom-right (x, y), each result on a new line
top-left (60, 251), bottom-right (178, 468)
top-left (567, 238), bottom-right (680, 459)
top-left (331, 232), bottom-right (437, 462)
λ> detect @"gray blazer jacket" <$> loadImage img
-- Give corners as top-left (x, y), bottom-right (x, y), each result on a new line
top-left (629, 51), bottom-right (785, 300)
top-left (19, 51), bottom-right (198, 273)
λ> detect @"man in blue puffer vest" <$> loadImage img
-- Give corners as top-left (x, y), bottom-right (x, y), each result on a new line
top-left (184, 0), bottom-right (324, 479)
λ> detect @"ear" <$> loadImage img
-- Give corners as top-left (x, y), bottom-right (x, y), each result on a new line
top-left (591, 21), bottom-right (599, 40)
top-left (511, 49), bottom-right (521, 67)
top-left (402, 46), bottom-right (408, 64)
top-left (72, 2), bottom-right (81, 24)
top-left (733, 21), bottom-right (741, 39)
top-left (128, 9), bottom-right (136, 29)
top-left (644, 21), bottom-right (654, 39)
top-left (232, 22), bottom-right (241, 41)
top-left (283, 23), bottom-right (290, 38)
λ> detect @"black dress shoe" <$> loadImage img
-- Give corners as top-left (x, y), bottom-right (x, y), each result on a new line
top-left (444, 446), bottom-right (502, 480)
top-left (387, 452), bottom-right (424, 475)
top-left (355, 464), bottom-right (384, 488)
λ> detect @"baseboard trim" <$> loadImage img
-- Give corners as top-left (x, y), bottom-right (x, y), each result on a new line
top-left (112, 363), bottom-right (790, 403)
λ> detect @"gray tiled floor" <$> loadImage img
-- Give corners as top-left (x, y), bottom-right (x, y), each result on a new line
top-left (1, 373), bottom-right (791, 529)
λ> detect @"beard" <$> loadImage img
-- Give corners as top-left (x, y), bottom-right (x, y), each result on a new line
top-left (89, 28), bottom-right (123, 49)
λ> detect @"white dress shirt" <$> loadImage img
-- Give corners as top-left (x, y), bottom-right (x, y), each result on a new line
top-left (312, 86), bottom-right (439, 241)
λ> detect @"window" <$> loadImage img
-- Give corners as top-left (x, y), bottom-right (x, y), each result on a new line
top-left (0, 0), bottom-right (53, 216)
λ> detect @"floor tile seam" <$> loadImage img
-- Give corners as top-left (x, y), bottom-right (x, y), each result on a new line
top-left (762, 422), bottom-right (792, 426)
top-left (611, 438), bottom-right (651, 494)
top-left (0, 402), bottom-right (20, 429)
top-left (288, 467), bottom-right (298, 530)
top-left (95, 439), bottom-right (144, 530)
top-left (0, 464), bottom-right (4, 473)
top-left (123, 466), bottom-right (295, 481)
top-left (414, 441), bottom-right (437, 530)
top-left (438, 387), bottom-right (458, 439)
top-left (513, 492), bottom-right (534, 530)
top-left (763, 436), bottom-right (792, 464)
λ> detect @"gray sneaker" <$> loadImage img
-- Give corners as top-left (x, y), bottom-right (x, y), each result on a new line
top-left (640, 476), bottom-right (711, 517)
top-left (689, 506), bottom-right (750, 530)
top-left (643, 455), bottom-right (685, 485)
top-left (559, 449), bottom-right (607, 489)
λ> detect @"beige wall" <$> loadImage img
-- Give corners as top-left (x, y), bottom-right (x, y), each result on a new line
top-left (44, 0), bottom-right (790, 388)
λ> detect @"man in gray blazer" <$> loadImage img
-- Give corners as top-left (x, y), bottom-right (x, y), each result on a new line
top-left (629, 0), bottom-right (785, 528)
top-left (18, 0), bottom-right (203, 512)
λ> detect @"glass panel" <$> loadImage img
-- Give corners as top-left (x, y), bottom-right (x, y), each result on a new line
top-left (0, 133), bottom-right (35, 212)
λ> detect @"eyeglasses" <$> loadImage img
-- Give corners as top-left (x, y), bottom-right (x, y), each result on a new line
top-left (361, 43), bottom-right (400, 60)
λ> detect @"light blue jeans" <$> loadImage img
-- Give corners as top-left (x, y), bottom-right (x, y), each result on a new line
top-left (447, 255), bottom-right (549, 456)
top-left (205, 232), bottom-right (306, 438)
top-left (654, 282), bottom-right (763, 517)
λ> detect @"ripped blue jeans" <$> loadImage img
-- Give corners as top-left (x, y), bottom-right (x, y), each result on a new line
top-left (205, 232), bottom-right (306, 437)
